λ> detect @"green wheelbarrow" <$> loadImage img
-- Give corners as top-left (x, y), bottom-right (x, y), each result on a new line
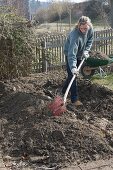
top-left (81, 56), bottom-right (113, 79)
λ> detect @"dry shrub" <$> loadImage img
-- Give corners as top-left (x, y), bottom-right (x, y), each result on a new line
top-left (0, 7), bottom-right (35, 79)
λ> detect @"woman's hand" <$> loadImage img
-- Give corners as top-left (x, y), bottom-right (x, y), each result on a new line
top-left (84, 51), bottom-right (89, 59)
top-left (71, 68), bottom-right (79, 76)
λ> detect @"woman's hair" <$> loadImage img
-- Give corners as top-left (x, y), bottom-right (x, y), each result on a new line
top-left (75, 16), bottom-right (93, 29)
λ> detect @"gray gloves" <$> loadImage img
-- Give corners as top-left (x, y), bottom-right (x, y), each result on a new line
top-left (84, 51), bottom-right (89, 59)
top-left (71, 67), bottom-right (79, 76)
top-left (71, 51), bottom-right (89, 75)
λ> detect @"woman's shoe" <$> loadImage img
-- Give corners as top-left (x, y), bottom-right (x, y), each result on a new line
top-left (72, 100), bottom-right (83, 106)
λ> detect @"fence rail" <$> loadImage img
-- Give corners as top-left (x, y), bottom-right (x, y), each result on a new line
top-left (34, 29), bottom-right (113, 73)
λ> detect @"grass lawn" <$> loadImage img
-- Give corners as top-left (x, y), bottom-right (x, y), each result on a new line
top-left (36, 19), bottom-right (109, 33)
top-left (91, 73), bottom-right (113, 90)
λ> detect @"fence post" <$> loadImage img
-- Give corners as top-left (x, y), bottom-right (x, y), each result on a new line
top-left (41, 40), bottom-right (48, 73)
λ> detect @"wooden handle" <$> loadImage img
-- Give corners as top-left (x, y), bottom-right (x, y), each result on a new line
top-left (63, 58), bottom-right (85, 104)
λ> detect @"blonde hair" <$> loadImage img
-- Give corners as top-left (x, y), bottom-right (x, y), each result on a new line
top-left (75, 16), bottom-right (93, 29)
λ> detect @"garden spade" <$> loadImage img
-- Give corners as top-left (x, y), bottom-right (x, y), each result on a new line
top-left (48, 58), bottom-right (85, 116)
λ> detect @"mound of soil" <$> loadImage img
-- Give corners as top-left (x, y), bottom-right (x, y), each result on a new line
top-left (0, 70), bottom-right (113, 169)
top-left (89, 51), bottom-right (109, 59)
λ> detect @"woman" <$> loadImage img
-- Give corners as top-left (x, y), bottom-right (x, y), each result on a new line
top-left (62, 16), bottom-right (94, 106)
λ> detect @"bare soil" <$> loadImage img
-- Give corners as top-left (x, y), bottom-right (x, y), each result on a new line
top-left (0, 70), bottom-right (113, 169)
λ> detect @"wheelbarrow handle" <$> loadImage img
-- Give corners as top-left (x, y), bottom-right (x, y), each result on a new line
top-left (63, 58), bottom-right (85, 104)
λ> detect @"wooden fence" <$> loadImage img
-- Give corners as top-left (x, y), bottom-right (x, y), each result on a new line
top-left (33, 29), bottom-right (113, 73)
top-left (93, 29), bottom-right (113, 54)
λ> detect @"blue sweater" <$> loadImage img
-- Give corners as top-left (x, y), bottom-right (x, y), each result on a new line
top-left (64, 27), bottom-right (94, 70)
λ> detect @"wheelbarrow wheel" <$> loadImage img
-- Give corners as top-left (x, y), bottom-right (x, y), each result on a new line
top-left (81, 62), bottom-right (95, 79)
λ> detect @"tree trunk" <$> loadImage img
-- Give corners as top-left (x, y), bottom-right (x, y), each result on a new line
top-left (110, 0), bottom-right (113, 28)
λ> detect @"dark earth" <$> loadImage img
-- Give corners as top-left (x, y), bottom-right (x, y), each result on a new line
top-left (1, 67), bottom-right (113, 169)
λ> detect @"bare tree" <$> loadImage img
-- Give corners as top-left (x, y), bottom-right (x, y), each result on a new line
top-left (50, 1), bottom-right (65, 31)
top-left (63, 0), bottom-right (74, 31)
top-left (109, 0), bottom-right (113, 28)
top-left (2, 0), bottom-right (30, 19)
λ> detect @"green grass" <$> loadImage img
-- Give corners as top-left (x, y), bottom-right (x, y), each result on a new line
top-left (91, 73), bottom-right (113, 90)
